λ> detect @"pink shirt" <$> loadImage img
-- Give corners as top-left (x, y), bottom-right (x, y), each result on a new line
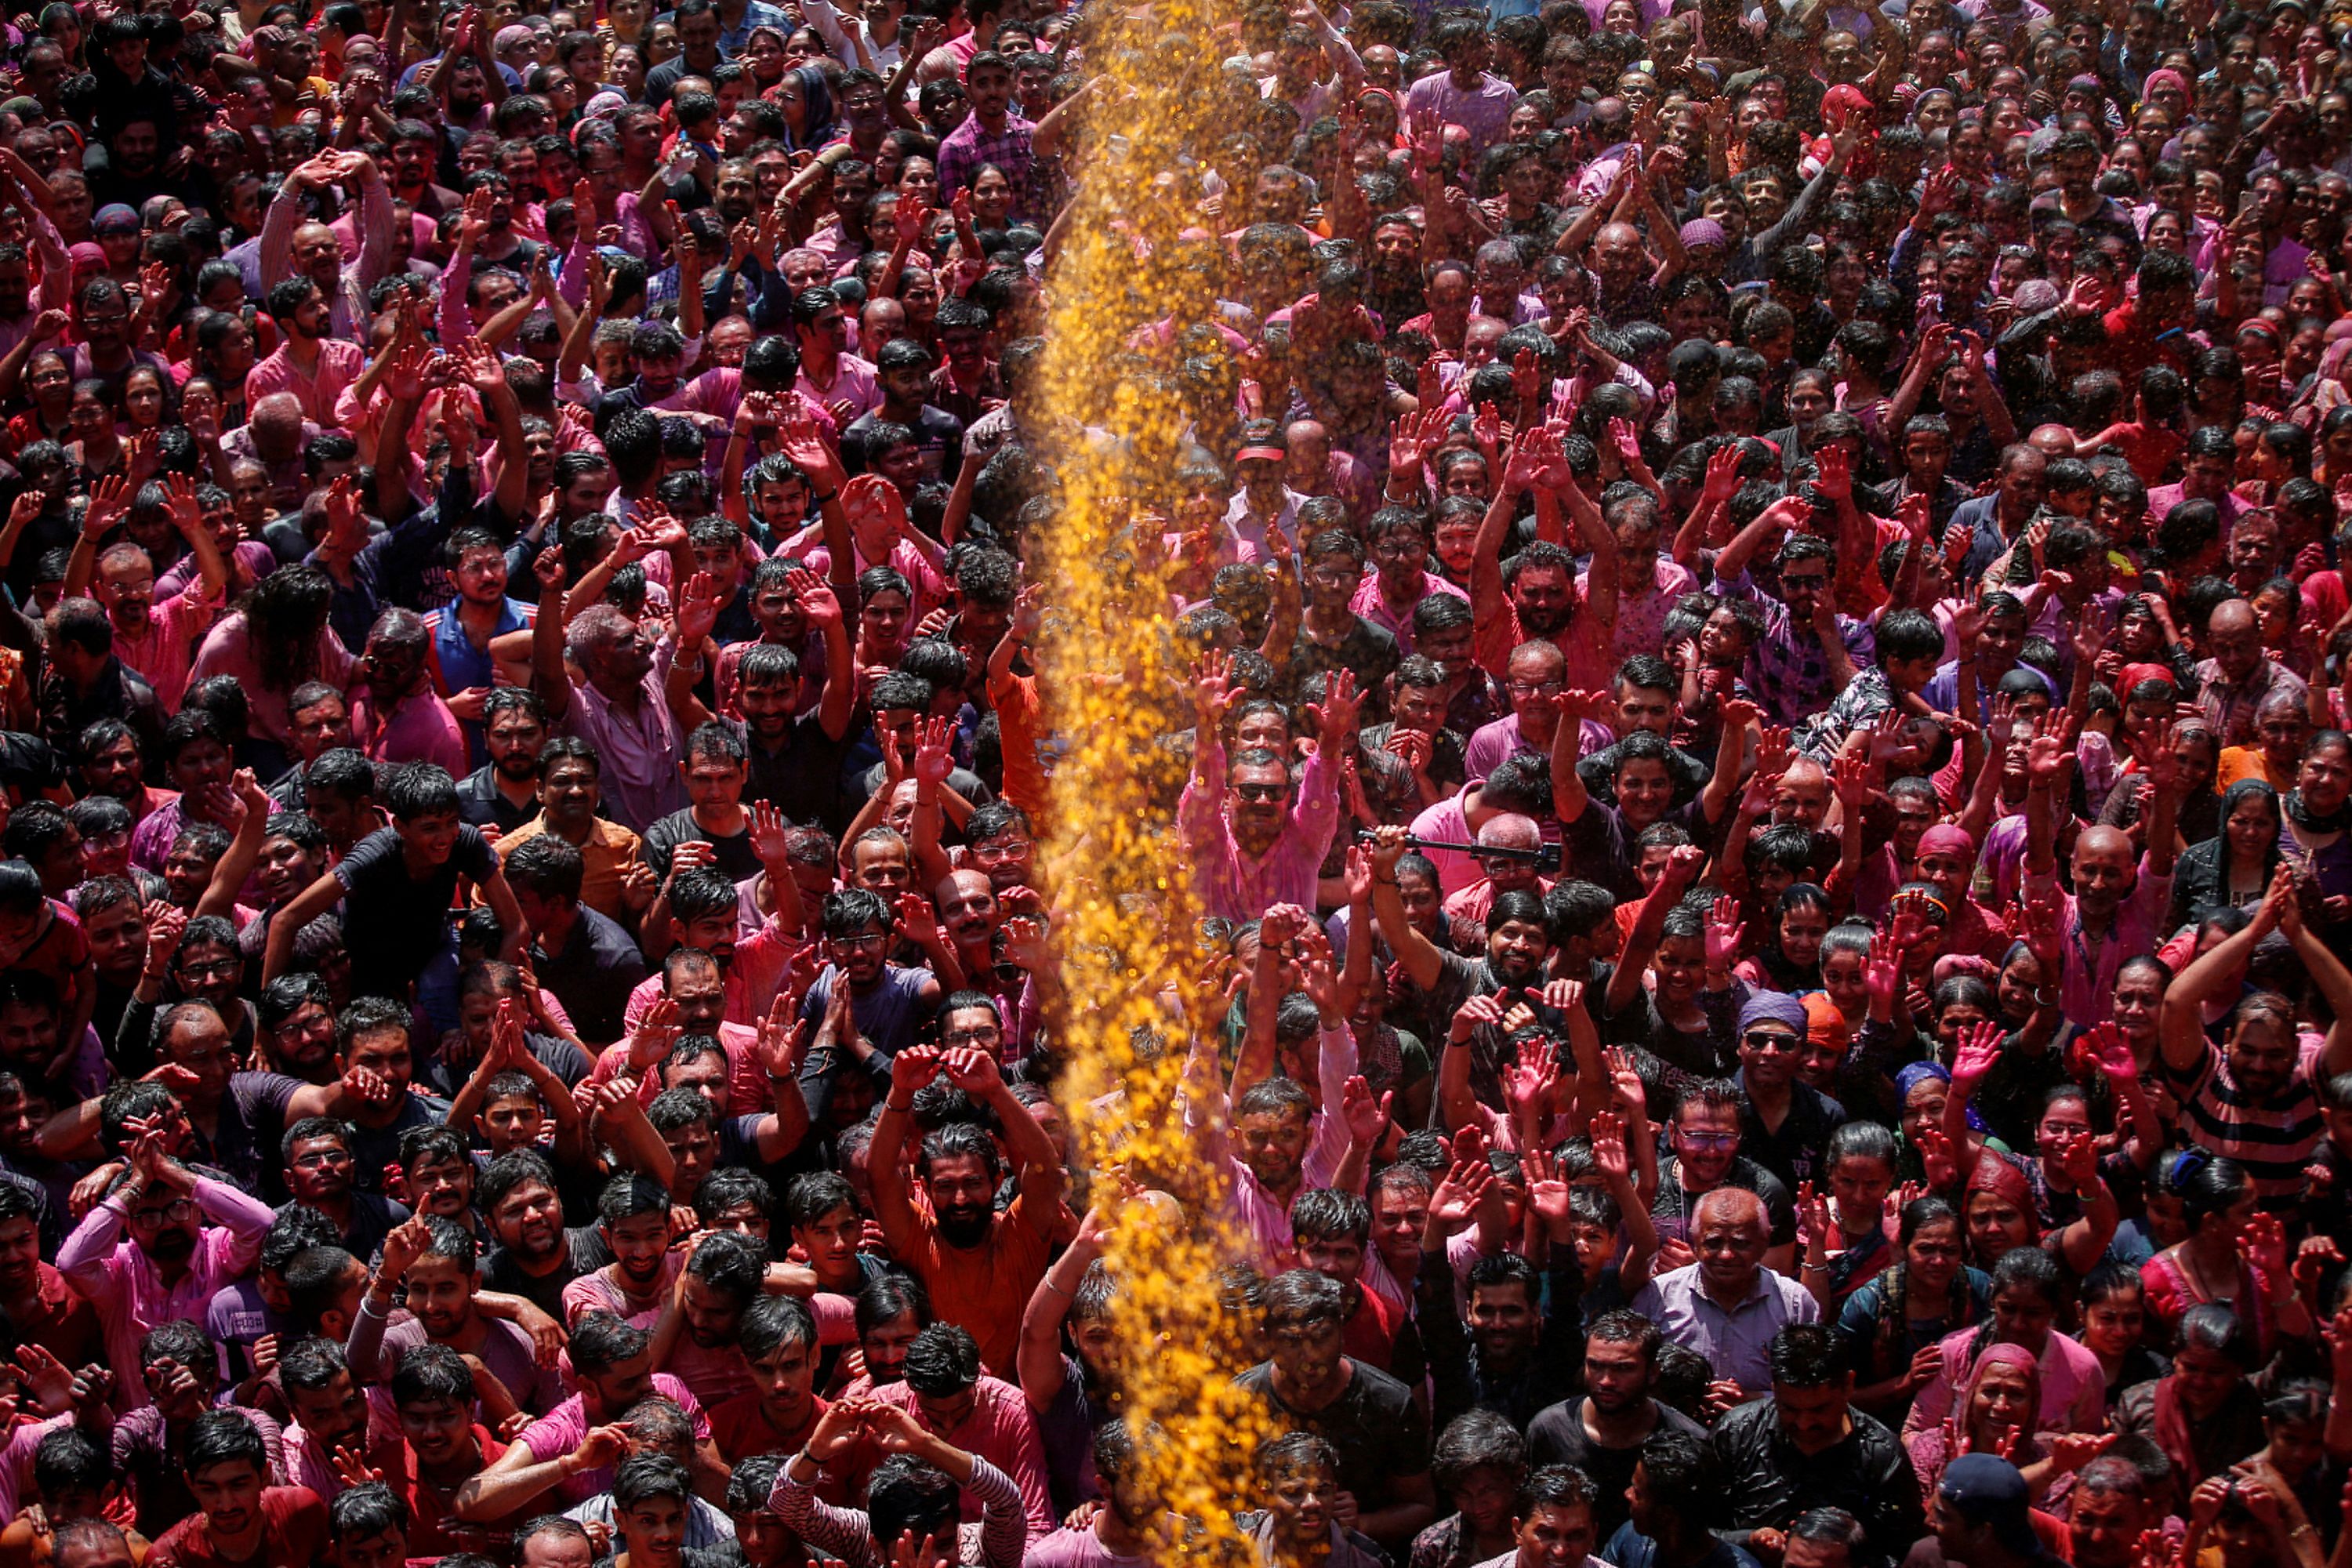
top-left (518, 1373), bottom-right (710, 1502)
top-left (865, 1375), bottom-right (1055, 1541)
top-left (56, 1178), bottom-right (276, 1411)
top-left (109, 584), bottom-right (220, 710)
top-left (1907, 1325), bottom-right (2107, 1439)
top-left (1349, 569), bottom-right (1468, 652)
top-left (797, 354), bottom-right (881, 418)
top-left (1176, 731), bottom-right (1339, 922)
top-left (190, 612), bottom-right (361, 750)
top-left (1204, 1024), bottom-right (1358, 1274)
top-left (352, 686), bottom-right (469, 775)
top-left (1022, 1526), bottom-right (1149, 1568)
top-left (245, 338), bottom-right (368, 427)
top-left (2022, 855), bottom-right (2174, 1030)
top-left (560, 1252), bottom-right (684, 1329)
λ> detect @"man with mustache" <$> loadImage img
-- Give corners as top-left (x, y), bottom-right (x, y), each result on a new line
top-left (868, 1026), bottom-right (1068, 1378)
top-left (57, 1116), bottom-right (275, 1410)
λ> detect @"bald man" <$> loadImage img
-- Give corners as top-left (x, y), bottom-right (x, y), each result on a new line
top-left (1628, 1185), bottom-right (1817, 1396)
top-left (1441, 811), bottom-right (1549, 949)
top-left (2195, 597), bottom-right (2308, 748)
top-left (2023, 713), bottom-right (2180, 1028)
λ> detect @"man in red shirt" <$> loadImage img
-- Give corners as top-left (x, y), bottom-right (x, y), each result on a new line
top-left (2102, 249), bottom-right (2197, 379)
top-left (708, 1294), bottom-right (827, 1466)
top-left (147, 1409), bottom-right (330, 1568)
top-left (386, 1342), bottom-right (521, 1558)
top-left (0, 1181), bottom-right (99, 1367)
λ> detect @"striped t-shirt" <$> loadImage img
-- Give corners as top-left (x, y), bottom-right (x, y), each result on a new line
top-left (2165, 1040), bottom-right (2325, 1210)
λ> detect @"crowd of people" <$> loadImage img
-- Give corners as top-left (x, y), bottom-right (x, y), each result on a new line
top-left (0, 2), bottom-right (2350, 1568)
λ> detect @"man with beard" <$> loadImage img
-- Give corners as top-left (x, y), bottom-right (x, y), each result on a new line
top-left (564, 1173), bottom-right (681, 1329)
top-left (1367, 826), bottom-right (1584, 1107)
top-left (350, 1215), bottom-right (568, 1416)
top-left (247, 277), bottom-right (364, 428)
top-left (1712, 1327), bottom-right (1921, 1568)
top-left (869, 1028), bottom-right (1066, 1377)
top-left (456, 1311), bottom-right (725, 1515)
top-left (1180, 663), bottom-right (1353, 924)
top-left (381, 1344), bottom-right (519, 1559)
top-left (278, 1116), bottom-right (407, 1261)
top-left (454, 689), bottom-right (548, 837)
top-left (256, 150), bottom-right (393, 340)
top-left (708, 1293), bottom-right (828, 1465)
top-left (57, 1118), bottom-right (275, 1412)
top-left (383, 121), bottom-right (461, 221)
top-left (278, 1336), bottom-right (403, 1500)
top-left (78, 719), bottom-right (172, 828)
top-left (1526, 1312), bottom-right (1708, 1544)
top-left (479, 1149), bottom-right (610, 1322)
top-left (1234, 1270), bottom-right (1436, 1552)
top-left (256, 974), bottom-right (340, 1084)
top-left (495, 739), bottom-right (655, 925)
top-left (1417, 1243), bottom-right (1584, 1433)
top-left (649, 1228), bottom-right (768, 1409)
top-left (268, 686), bottom-right (358, 815)
top-left (1468, 455), bottom-right (1619, 691)
top-left (855, 1322), bottom-right (1056, 1541)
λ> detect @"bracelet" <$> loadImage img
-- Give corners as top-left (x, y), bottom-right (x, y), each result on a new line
top-left (1374, 875), bottom-right (1399, 886)
top-left (811, 488), bottom-right (839, 506)
top-left (884, 1098), bottom-right (912, 1114)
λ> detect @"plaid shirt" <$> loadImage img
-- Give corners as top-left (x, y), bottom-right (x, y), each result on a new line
top-left (936, 111), bottom-right (1045, 227)
top-left (1720, 571), bottom-right (1878, 728)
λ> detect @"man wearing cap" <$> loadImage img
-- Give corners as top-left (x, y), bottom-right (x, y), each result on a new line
top-left (1733, 993), bottom-right (1847, 1191)
top-left (1922, 1455), bottom-right (2064, 1568)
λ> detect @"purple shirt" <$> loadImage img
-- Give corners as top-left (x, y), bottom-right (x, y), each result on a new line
top-left (560, 648), bottom-right (688, 833)
top-left (1401, 69), bottom-right (1519, 154)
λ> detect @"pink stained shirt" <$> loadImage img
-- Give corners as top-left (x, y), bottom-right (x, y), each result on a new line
top-left (560, 1251), bottom-right (686, 1330)
top-left (1349, 568), bottom-right (1468, 653)
top-left (864, 1374), bottom-right (1057, 1541)
top-left (352, 685), bottom-right (470, 775)
top-left (797, 353), bottom-right (882, 419)
top-left (190, 612), bottom-right (361, 751)
top-left (1022, 1526), bottom-right (1151, 1568)
top-left (108, 584), bottom-right (221, 711)
top-left (1905, 1324), bottom-right (2107, 1439)
top-left (244, 338), bottom-right (368, 427)
top-left (517, 1374), bottom-right (711, 1503)
top-left (56, 1177), bottom-right (277, 1411)
top-left (1196, 1023), bottom-right (1359, 1274)
top-left (1176, 730), bottom-right (1339, 923)
top-left (2021, 854), bottom-right (2176, 1030)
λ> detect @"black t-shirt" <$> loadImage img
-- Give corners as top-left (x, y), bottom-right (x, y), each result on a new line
top-left (482, 1225), bottom-right (611, 1319)
top-left (642, 808), bottom-right (764, 883)
top-left (1526, 1398), bottom-right (1709, 1543)
top-left (730, 713), bottom-right (852, 835)
top-left (334, 822), bottom-right (498, 1000)
top-left (1232, 1359), bottom-right (1430, 1503)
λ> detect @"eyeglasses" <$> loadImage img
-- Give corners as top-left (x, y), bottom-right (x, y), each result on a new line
top-left (1232, 782), bottom-right (1290, 803)
top-left (129, 1198), bottom-right (196, 1229)
top-left (1742, 1029), bottom-right (1799, 1052)
top-left (1675, 1131), bottom-right (1738, 1150)
top-left (1781, 572), bottom-right (1830, 589)
top-left (292, 1149), bottom-right (351, 1170)
top-left (830, 931), bottom-right (888, 952)
top-left (971, 839), bottom-right (1032, 863)
top-left (1506, 679), bottom-right (1563, 698)
top-left (179, 959), bottom-right (242, 981)
top-left (942, 1025), bottom-right (1002, 1047)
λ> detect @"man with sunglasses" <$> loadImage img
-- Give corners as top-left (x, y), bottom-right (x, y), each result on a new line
top-left (1731, 993), bottom-right (1847, 1192)
top-left (1648, 1079), bottom-right (1798, 1279)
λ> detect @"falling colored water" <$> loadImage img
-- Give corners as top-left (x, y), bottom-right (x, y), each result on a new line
top-left (1030, 0), bottom-right (1283, 1555)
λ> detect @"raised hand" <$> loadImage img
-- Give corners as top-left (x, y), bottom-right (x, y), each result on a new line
top-left (1704, 893), bottom-right (1744, 973)
top-left (1338, 1074), bottom-right (1392, 1148)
